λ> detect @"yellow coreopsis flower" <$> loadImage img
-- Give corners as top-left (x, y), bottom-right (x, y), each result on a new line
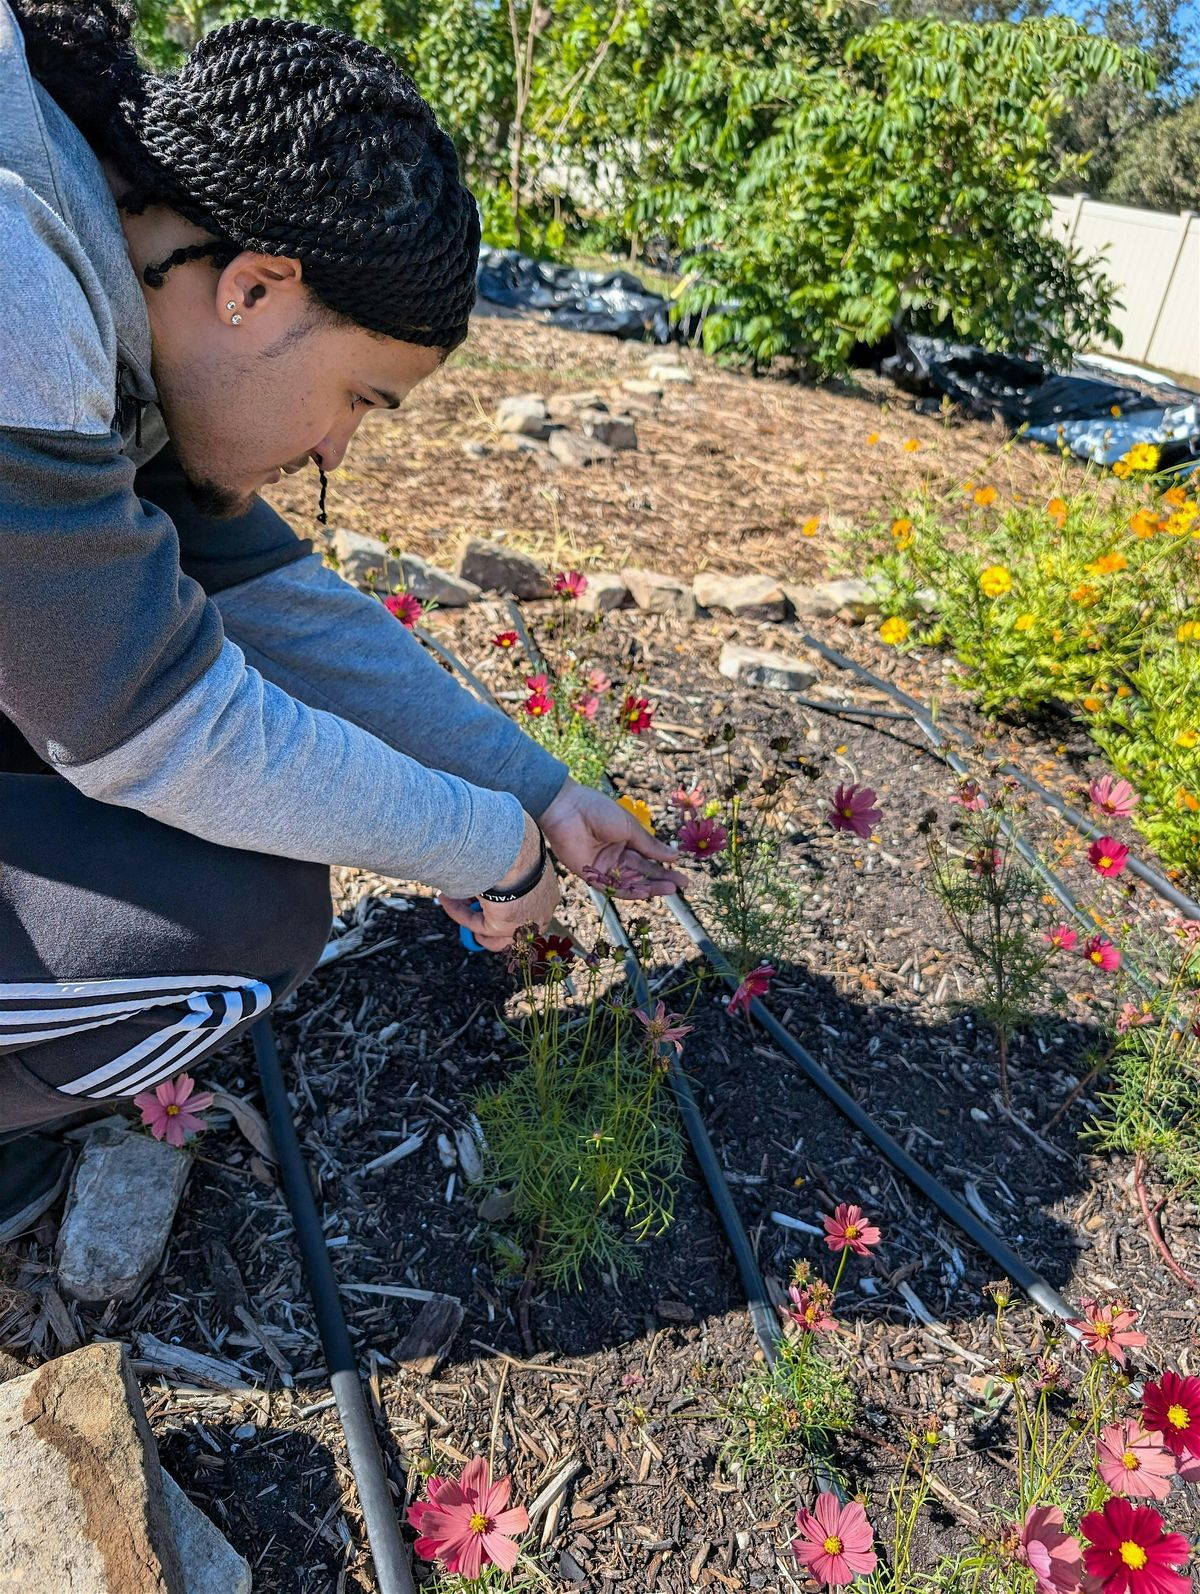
top-left (1176, 729), bottom-right (1199, 748)
top-left (1125, 442), bottom-right (1161, 473)
top-left (1014, 613), bottom-right (1036, 632)
top-left (880, 616), bottom-right (910, 646)
top-left (1164, 509), bottom-right (1196, 537)
top-left (979, 565), bottom-right (1012, 598)
top-left (867, 432), bottom-right (880, 446)
top-left (617, 795), bottom-right (654, 832)
top-left (890, 517), bottom-right (914, 549)
top-left (1179, 621), bottom-right (1200, 643)
top-left (1070, 584), bottom-right (1099, 607)
top-left (1112, 458), bottom-right (1133, 480)
top-left (973, 486), bottom-right (998, 507)
top-left (903, 438), bottom-right (921, 453)
top-left (801, 517), bottom-right (820, 537)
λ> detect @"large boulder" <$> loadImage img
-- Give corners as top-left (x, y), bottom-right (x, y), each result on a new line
top-left (547, 430), bottom-right (614, 468)
top-left (718, 644), bottom-right (820, 692)
top-left (456, 537), bottom-right (552, 599)
top-left (332, 527), bottom-right (397, 592)
top-left (578, 571), bottom-right (630, 614)
top-left (621, 568), bottom-right (698, 619)
top-left (693, 572), bottom-right (788, 622)
top-left (397, 553), bottom-right (481, 608)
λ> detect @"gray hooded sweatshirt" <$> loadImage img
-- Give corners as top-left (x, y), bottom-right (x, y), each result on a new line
top-left (0, 0), bottom-right (567, 897)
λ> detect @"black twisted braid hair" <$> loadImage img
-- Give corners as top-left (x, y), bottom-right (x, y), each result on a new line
top-left (13, 1), bottom-right (481, 521)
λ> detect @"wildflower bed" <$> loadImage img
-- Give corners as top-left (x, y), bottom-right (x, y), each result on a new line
top-left (3, 599), bottom-right (1197, 1594)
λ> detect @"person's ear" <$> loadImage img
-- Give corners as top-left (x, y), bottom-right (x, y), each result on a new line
top-left (216, 253), bottom-right (305, 326)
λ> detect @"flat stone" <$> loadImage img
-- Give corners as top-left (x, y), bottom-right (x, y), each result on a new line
top-left (456, 537), bottom-right (552, 599)
top-left (621, 568), bottom-right (698, 618)
top-left (578, 571), bottom-right (629, 614)
top-left (580, 410), bottom-right (637, 451)
top-left (812, 577), bottom-right (882, 622)
top-left (498, 432), bottom-right (550, 453)
top-left (718, 644), bottom-right (820, 692)
top-left (332, 527), bottom-right (397, 592)
top-left (497, 410), bottom-right (555, 439)
top-left (642, 345), bottom-right (682, 364)
top-left (693, 572), bottom-right (788, 621)
top-left (494, 393), bottom-right (546, 424)
top-left (0, 1342), bottom-right (186, 1591)
top-left (620, 379), bottom-right (663, 400)
top-left (782, 583), bottom-right (840, 620)
top-left (56, 1127), bottom-right (190, 1304)
top-left (547, 430), bottom-right (614, 467)
top-left (397, 553), bottom-right (481, 608)
top-left (162, 1472), bottom-right (252, 1594)
top-left (648, 364), bottom-right (693, 384)
top-left (547, 391), bottom-right (607, 420)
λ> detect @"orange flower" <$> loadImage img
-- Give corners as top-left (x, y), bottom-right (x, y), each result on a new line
top-left (801, 517), bottom-right (820, 537)
top-left (903, 438), bottom-right (921, 453)
top-left (890, 517), bottom-right (914, 549)
top-left (1112, 458), bottom-right (1132, 480)
top-left (867, 432), bottom-right (880, 446)
top-left (1110, 404), bottom-right (1122, 417)
top-left (1164, 486), bottom-right (1187, 508)
top-left (1082, 696), bottom-right (1103, 713)
top-left (1046, 497), bottom-right (1068, 527)
top-left (1087, 551), bottom-right (1128, 576)
top-left (1178, 788), bottom-right (1199, 813)
top-left (1070, 584), bottom-right (1099, 607)
top-left (1129, 509), bottom-right (1161, 539)
top-left (973, 486), bottom-right (998, 507)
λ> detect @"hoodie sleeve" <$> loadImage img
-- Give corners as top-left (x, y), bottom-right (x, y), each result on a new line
top-left (0, 422), bottom-right (529, 897)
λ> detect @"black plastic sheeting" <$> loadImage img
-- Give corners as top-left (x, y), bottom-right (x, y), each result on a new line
top-left (475, 247), bottom-right (688, 343)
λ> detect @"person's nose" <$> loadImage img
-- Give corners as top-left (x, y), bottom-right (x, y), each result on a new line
top-left (310, 412), bottom-right (366, 474)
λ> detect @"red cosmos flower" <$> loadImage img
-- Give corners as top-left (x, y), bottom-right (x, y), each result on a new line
top-left (1142, 1371), bottom-right (1200, 1460)
top-left (823, 1202), bottom-right (881, 1256)
top-left (525, 673), bottom-right (550, 692)
top-left (383, 591), bottom-right (423, 628)
top-left (524, 691), bottom-right (554, 718)
top-left (1079, 1497), bottom-right (1191, 1594)
top-left (573, 693), bottom-right (600, 720)
top-left (828, 784), bottom-right (882, 840)
top-left (785, 1282), bottom-right (837, 1335)
top-left (1020, 1504), bottom-right (1084, 1594)
top-left (677, 816), bottom-right (728, 857)
top-left (728, 963), bottom-right (775, 1016)
top-left (1096, 1422), bottom-right (1176, 1500)
top-left (1070, 1299), bottom-right (1148, 1368)
top-left (966, 848), bottom-right (1003, 876)
top-left (492, 630), bottom-right (520, 649)
top-left (552, 569), bottom-right (588, 599)
top-left (633, 999), bottom-right (694, 1057)
top-left (1084, 936), bottom-right (1122, 972)
top-left (529, 934), bottom-right (575, 980)
top-left (670, 785), bottom-right (706, 815)
top-left (791, 1495), bottom-right (877, 1585)
top-left (1044, 925), bottom-right (1080, 952)
top-left (1090, 837), bottom-right (1130, 877)
top-left (407, 1457), bottom-right (528, 1578)
top-left (1091, 776), bottom-right (1139, 818)
top-left (950, 780), bottom-right (988, 811)
top-left (622, 694), bottom-right (654, 734)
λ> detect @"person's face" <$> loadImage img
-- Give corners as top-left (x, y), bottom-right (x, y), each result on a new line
top-left (131, 226), bottom-right (443, 518)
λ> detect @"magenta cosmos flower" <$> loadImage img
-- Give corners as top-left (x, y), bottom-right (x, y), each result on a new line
top-left (491, 630), bottom-right (520, 649)
top-left (1084, 935), bottom-right (1121, 972)
top-left (1090, 776), bottom-right (1139, 819)
top-left (1070, 1299), bottom-right (1147, 1368)
top-left (670, 785), bottom-right (706, 815)
top-left (552, 569), bottom-right (588, 599)
top-left (823, 1202), bottom-right (881, 1257)
top-left (634, 1000), bottom-right (694, 1057)
top-left (1096, 1422), bottom-right (1176, 1500)
top-left (828, 784), bottom-right (882, 839)
top-left (677, 816), bottom-right (728, 857)
top-left (134, 1073), bottom-right (214, 1148)
top-left (573, 693), bottom-right (600, 720)
top-left (407, 1457), bottom-right (529, 1578)
top-left (791, 1495), bottom-right (877, 1585)
top-left (785, 1282), bottom-right (837, 1335)
top-left (524, 690), bottom-right (553, 718)
top-left (1020, 1504), bottom-right (1083, 1594)
top-left (623, 694), bottom-right (654, 734)
top-left (728, 962), bottom-right (775, 1016)
top-left (1079, 1497), bottom-right (1191, 1594)
top-left (1089, 837), bottom-right (1130, 878)
top-left (1142, 1371), bottom-right (1200, 1460)
top-left (950, 780), bottom-right (988, 811)
top-left (383, 591), bottom-right (423, 628)
top-left (1044, 925), bottom-right (1080, 952)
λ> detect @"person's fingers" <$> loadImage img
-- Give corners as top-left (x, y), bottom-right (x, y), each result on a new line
top-left (622, 824), bottom-right (683, 865)
top-left (438, 895), bottom-right (484, 931)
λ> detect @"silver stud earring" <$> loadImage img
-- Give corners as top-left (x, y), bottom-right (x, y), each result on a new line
top-left (231, 314), bottom-right (243, 325)
top-left (225, 301), bottom-right (236, 310)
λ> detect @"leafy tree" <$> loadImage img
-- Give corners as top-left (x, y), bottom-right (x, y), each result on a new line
top-left (1105, 94), bottom-right (1200, 211)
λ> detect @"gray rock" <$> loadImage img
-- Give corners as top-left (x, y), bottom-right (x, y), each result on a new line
top-left (580, 410), bottom-right (638, 451)
top-left (494, 393), bottom-right (547, 425)
top-left (578, 571), bottom-right (629, 614)
top-left (332, 527), bottom-right (397, 592)
top-left (0, 1342), bottom-right (186, 1592)
top-left (621, 568), bottom-right (698, 618)
top-left (56, 1127), bottom-right (191, 1304)
top-left (620, 378), bottom-right (663, 400)
top-left (782, 583), bottom-right (840, 620)
top-left (547, 430), bottom-right (615, 467)
top-left (693, 572), bottom-right (788, 621)
top-left (397, 553), bottom-right (481, 608)
top-left (648, 364), bottom-right (693, 384)
top-left (642, 345), bottom-right (682, 364)
top-left (459, 440), bottom-right (489, 459)
top-left (812, 577), bottom-right (882, 622)
top-left (718, 644), bottom-right (820, 692)
top-left (162, 1472), bottom-right (252, 1594)
top-left (497, 410), bottom-right (555, 439)
top-left (547, 391), bottom-right (607, 421)
top-left (456, 537), bottom-right (552, 599)
top-left (498, 432), bottom-right (550, 453)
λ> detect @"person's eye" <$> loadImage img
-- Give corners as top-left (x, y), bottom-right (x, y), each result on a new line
top-left (350, 393), bottom-right (373, 413)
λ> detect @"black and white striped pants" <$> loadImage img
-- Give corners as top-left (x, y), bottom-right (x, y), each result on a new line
top-left (0, 769), bottom-right (333, 1138)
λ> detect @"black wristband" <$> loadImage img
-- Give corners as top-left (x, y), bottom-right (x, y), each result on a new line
top-left (479, 827), bottom-right (548, 904)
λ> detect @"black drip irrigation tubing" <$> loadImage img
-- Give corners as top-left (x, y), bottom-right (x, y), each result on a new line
top-left (251, 1018), bottom-right (416, 1594)
top-left (799, 633), bottom-right (1200, 925)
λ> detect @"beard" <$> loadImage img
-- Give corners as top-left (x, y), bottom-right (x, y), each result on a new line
top-left (179, 463), bottom-right (255, 520)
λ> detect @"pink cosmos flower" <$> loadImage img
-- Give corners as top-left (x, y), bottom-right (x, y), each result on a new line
top-left (677, 816), bottom-right (728, 857)
top-left (573, 693), bottom-right (600, 720)
top-left (1070, 1299), bottom-right (1147, 1368)
top-left (785, 1283), bottom-right (837, 1334)
top-left (1116, 1002), bottom-right (1155, 1034)
top-left (728, 963), bottom-right (775, 1017)
top-left (552, 569), bottom-right (588, 599)
top-left (791, 1495), bottom-right (877, 1585)
top-left (1044, 925), bottom-right (1080, 952)
top-left (492, 630), bottom-right (520, 649)
top-left (1083, 936), bottom-right (1121, 972)
top-left (1079, 1497), bottom-right (1191, 1594)
top-left (525, 673), bottom-right (550, 692)
top-left (1142, 1371), bottom-right (1200, 1460)
top-left (823, 1202), bottom-right (881, 1256)
top-left (587, 668), bottom-right (612, 693)
top-left (950, 780), bottom-right (988, 811)
top-left (1090, 776), bottom-right (1139, 819)
top-left (383, 592), bottom-right (423, 628)
top-left (1089, 837), bottom-right (1130, 878)
top-left (633, 1000), bottom-right (694, 1057)
top-left (134, 1073), bottom-right (215, 1148)
top-left (1173, 919), bottom-right (1200, 946)
top-left (406, 1457), bottom-right (529, 1578)
top-left (827, 784), bottom-right (882, 840)
top-left (580, 849), bottom-right (676, 900)
top-left (1020, 1504), bottom-right (1084, 1594)
top-left (623, 694), bottom-right (654, 734)
top-left (670, 785), bottom-right (706, 815)
top-left (1096, 1422), bottom-right (1176, 1500)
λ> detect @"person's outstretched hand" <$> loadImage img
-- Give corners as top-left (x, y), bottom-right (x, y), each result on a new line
top-left (539, 777), bottom-right (687, 899)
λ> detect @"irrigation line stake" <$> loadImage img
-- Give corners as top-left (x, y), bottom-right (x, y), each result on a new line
top-left (251, 1018), bottom-right (416, 1594)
